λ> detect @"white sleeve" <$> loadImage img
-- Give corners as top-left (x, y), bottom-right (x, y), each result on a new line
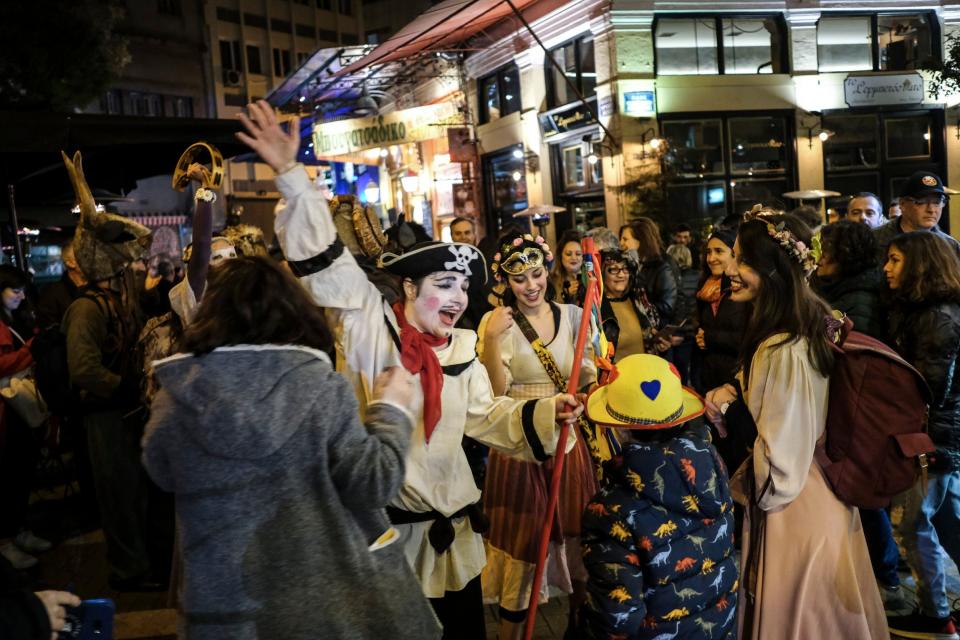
top-left (745, 338), bottom-right (827, 511)
top-left (274, 166), bottom-right (379, 314)
top-left (462, 360), bottom-right (575, 462)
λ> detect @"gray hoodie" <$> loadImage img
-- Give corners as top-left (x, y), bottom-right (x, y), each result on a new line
top-left (142, 345), bottom-right (440, 640)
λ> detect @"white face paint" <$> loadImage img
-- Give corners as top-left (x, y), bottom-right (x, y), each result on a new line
top-left (407, 271), bottom-right (470, 338)
top-left (210, 238), bottom-right (237, 265)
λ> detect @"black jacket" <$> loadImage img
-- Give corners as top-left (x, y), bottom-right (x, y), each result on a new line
top-left (889, 299), bottom-right (960, 468)
top-left (636, 255), bottom-right (679, 329)
top-left (36, 274), bottom-right (81, 329)
top-left (674, 266), bottom-right (700, 336)
top-left (696, 282), bottom-right (748, 392)
top-left (0, 556), bottom-right (50, 640)
top-left (813, 268), bottom-right (885, 340)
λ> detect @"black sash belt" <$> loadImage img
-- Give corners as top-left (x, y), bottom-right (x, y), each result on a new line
top-left (386, 503), bottom-right (489, 554)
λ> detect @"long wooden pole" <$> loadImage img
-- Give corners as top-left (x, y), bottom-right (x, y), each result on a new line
top-left (523, 237), bottom-right (599, 640)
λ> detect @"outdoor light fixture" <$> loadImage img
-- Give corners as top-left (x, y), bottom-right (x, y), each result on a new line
top-left (639, 128), bottom-right (662, 159)
top-left (512, 148), bottom-right (524, 159)
top-left (802, 112), bottom-right (833, 149)
top-left (364, 180), bottom-right (381, 203)
top-left (587, 152), bottom-right (599, 165)
top-left (379, 148), bottom-right (389, 158)
top-left (512, 171), bottom-right (523, 182)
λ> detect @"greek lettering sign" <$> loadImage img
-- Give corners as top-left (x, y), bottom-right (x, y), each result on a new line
top-left (312, 102), bottom-right (460, 157)
top-left (539, 97), bottom-right (598, 139)
top-left (843, 74), bottom-right (925, 107)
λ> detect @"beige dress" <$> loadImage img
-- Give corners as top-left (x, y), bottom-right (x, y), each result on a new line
top-left (733, 335), bottom-right (888, 640)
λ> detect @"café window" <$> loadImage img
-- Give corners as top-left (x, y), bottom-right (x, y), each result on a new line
top-left (482, 145), bottom-right (528, 230)
top-left (546, 36), bottom-right (596, 108)
top-left (654, 16), bottom-right (787, 75)
top-left (557, 136), bottom-right (602, 191)
top-left (478, 64), bottom-right (521, 124)
top-left (660, 113), bottom-right (794, 222)
top-left (822, 110), bottom-right (942, 211)
top-left (817, 13), bottom-right (937, 72)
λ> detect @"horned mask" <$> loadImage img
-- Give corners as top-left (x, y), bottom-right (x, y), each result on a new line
top-left (62, 151), bottom-right (152, 283)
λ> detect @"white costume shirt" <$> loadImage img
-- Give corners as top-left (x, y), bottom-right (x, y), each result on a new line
top-left (274, 167), bottom-right (568, 596)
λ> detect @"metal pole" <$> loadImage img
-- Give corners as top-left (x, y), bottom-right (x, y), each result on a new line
top-left (7, 184), bottom-right (25, 270)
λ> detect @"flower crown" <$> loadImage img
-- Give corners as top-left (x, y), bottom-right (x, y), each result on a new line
top-left (491, 233), bottom-right (553, 282)
top-left (744, 204), bottom-right (818, 278)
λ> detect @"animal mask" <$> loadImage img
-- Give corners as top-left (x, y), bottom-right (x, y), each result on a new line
top-left (62, 151), bottom-right (152, 283)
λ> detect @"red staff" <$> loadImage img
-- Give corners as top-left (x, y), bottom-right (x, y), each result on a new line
top-left (523, 237), bottom-right (608, 639)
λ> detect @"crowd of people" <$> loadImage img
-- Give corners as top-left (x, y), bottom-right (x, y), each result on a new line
top-left (1, 100), bottom-right (959, 640)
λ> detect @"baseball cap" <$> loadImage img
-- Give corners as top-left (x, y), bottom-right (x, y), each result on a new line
top-left (900, 171), bottom-right (946, 199)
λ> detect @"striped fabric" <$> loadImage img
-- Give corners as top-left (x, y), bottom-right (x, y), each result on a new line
top-left (128, 215), bottom-right (187, 228)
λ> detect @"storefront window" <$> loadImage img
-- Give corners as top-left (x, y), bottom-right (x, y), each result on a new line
top-left (823, 115), bottom-right (879, 171)
top-left (823, 109), bottom-right (943, 216)
top-left (483, 146), bottom-right (528, 230)
top-left (562, 144), bottom-right (584, 188)
top-left (661, 113), bottom-right (793, 222)
top-left (886, 116), bottom-right (931, 159)
top-left (817, 16), bottom-right (872, 72)
top-left (728, 117), bottom-right (788, 174)
top-left (547, 36), bottom-right (596, 108)
top-left (478, 64), bottom-right (521, 124)
top-left (879, 14), bottom-right (934, 71)
top-left (655, 18), bottom-right (719, 75)
top-left (662, 120), bottom-right (724, 177)
top-left (655, 16), bottom-right (785, 75)
top-left (817, 13), bottom-right (937, 72)
top-left (721, 18), bottom-right (779, 74)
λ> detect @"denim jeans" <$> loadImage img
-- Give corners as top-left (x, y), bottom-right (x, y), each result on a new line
top-left (891, 471), bottom-right (960, 618)
top-left (860, 508), bottom-right (901, 587)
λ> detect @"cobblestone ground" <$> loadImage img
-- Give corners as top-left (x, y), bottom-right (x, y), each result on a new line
top-left (15, 491), bottom-right (960, 639)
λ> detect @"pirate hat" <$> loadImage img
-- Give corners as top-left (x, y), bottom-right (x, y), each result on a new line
top-left (380, 241), bottom-right (487, 287)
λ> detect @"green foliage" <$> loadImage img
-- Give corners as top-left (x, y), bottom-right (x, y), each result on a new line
top-left (0, 0), bottom-right (129, 111)
top-left (607, 159), bottom-right (671, 229)
top-left (925, 31), bottom-right (960, 99)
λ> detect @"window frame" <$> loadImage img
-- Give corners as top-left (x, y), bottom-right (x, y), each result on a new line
top-left (544, 34), bottom-right (596, 109)
top-left (477, 63), bottom-right (522, 125)
top-left (815, 11), bottom-right (941, 73)
top-left (652, 13), bottom-right (789, 76)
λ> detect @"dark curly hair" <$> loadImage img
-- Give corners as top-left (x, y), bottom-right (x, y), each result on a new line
top-left (888, 231), bottom-right (960, 305)
top-left (819, 219), bottom-right (878, 278)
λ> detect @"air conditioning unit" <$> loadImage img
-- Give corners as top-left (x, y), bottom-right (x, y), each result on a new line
top-left (224, 69), bottom-right (243, 87)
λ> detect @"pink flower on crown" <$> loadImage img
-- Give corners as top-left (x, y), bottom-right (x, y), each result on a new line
top-left (795, 241), bottom-right (807, 252)
top-left (512, 238), bottom-right (523, 246)
top-left (494, 252), bottom-right (501, 262)
top-left (535, 235), bottom-right (544, 244)
top-left (546, 252), bottom-right (553, 261)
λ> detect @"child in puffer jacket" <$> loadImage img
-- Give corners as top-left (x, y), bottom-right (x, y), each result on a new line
top-left (579, 354), bottom-right (738, 639)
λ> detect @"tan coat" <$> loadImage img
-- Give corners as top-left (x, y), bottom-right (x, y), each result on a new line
top-left (733, 335), bottom-right (888, 639)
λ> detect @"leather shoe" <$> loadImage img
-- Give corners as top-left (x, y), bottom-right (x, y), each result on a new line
top-left (108, 573), bottom-right (167, 592)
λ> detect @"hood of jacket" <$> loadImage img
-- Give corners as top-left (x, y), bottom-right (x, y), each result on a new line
top-left (609, 432), bottom-right (730, 520)
top-left (152, 345), bottom-right (331, 460)
top-left (815, 267), bottom-right (883, 301)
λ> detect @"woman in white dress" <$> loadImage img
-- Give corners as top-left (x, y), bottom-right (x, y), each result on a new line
top-left (479, 233), bottom-right (599, 640)
top-left (705, 211), bottom-right (887, 639)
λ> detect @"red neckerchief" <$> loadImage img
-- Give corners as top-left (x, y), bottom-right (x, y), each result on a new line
top-left (391, 302), bottom-right (447, 443)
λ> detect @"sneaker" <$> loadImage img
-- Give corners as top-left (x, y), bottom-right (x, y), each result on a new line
top-left (14, 531), bottom-right (51, 554)
top-left (881, 583), bottom-right (911, 611)
top-left (888, 609), bottom-right (959, 640)
top-left (0, 542), bottom-right (38, 570)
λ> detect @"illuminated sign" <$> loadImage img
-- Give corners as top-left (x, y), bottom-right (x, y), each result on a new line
top-left (623, 91), bottom-right (656, 117)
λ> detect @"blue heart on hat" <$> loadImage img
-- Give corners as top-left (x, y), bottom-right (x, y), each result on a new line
top-left (640, 380), bottom-right (661, 401)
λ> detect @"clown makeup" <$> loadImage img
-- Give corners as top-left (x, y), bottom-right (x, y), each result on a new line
top-left (406, 270), bottom-right (470, 338)
top-left (508, 267), bottom-right (548, 313)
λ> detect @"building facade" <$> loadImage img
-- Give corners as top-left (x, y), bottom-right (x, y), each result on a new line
top-left (462, 0), bottom-right (960, 246)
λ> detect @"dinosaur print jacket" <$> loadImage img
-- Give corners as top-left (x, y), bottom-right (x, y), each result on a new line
top-left (578, 430), bottom-right (738, 640)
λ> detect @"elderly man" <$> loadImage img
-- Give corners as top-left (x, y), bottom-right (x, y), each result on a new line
top-left (847, 192), bottom-right (886, 229)
top-left (449, 216), bottom-right (478, 246)
top-left (874, 171), bottom-right (960, 261)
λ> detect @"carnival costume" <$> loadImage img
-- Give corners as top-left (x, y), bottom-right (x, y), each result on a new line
top-left (272, 165), bottom-right (574, 638)
top-left (479, 234), bottom-right (599, 615)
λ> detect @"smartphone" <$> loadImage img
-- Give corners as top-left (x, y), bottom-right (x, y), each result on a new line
top-left (656, 319), bottom-right (688, 342)
top-left (61, 599), bottom-right (115, 640)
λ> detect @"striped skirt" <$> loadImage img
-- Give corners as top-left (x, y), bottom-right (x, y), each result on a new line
top-left (481, 383), bottom-right (597, 612)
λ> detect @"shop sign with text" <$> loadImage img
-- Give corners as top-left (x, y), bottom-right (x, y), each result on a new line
top-left (844, 74), bottom-right (924, 107)
top-left (313, 101), bottom-right (460, 157)
top-left (539, 98), bottom-right (598, 138)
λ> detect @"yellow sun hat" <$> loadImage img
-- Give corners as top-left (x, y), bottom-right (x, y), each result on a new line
top-left (587, 354), bottom-right (705, 429)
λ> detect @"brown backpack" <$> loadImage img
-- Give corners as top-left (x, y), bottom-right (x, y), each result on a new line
top-left (816, 321), bottom-right (936, 509)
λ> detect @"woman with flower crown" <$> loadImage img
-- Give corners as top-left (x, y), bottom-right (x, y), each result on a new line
top-left (479, 232), bottom-right (600, 640)
top-left (704, 210), bottom-right (887, 639)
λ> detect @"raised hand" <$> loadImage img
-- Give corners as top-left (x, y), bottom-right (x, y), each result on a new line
top-left (484, 306), bottom-right (514, 339)
top-left (235, 100), bottom-right (301, 173)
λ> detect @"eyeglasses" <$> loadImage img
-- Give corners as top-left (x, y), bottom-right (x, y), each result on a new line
top-left (604, 266), bottom-right (628, 276)
top-left (905, 196), bottom-right (947, 207)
